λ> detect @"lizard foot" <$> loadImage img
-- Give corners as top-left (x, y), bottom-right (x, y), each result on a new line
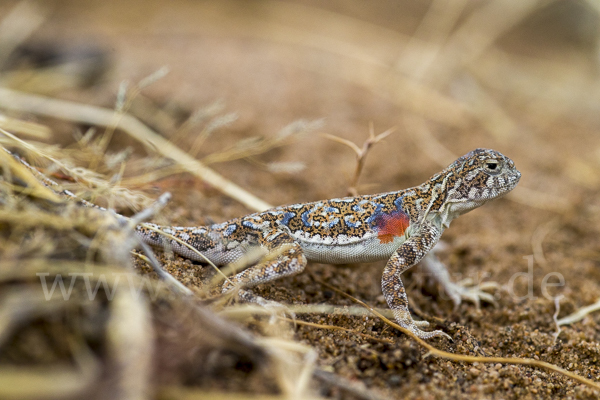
top-left (419, 249), bottom-right (498, 311)
top-left (399, 320), bottom-right (452, 340)
top-left (393, 310), bottom-right (452, 340)
top-left (444, 278), bottom-right (499, 310)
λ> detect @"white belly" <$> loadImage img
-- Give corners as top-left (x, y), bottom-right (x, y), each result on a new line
top-left (298, 236), bottom-right (405, 264)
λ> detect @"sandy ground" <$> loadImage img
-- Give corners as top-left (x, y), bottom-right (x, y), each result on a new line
top-left (2, 1), bottom-right (600, 399)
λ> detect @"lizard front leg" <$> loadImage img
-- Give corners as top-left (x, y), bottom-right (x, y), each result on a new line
top-left (382, 221), bottom-right (451, 340)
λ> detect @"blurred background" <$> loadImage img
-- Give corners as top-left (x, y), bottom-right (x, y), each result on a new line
top-left (1, 0), bottom-right (599, 207)
top-left (1, 1), bottom-right (600, 399)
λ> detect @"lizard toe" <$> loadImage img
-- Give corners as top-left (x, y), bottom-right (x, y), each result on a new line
top-left (407, 325), bottom-right (452, 341)
top-left (396, 317), bottom-right (451, 340)
top-left (446, 280), bottom-right (499, 311)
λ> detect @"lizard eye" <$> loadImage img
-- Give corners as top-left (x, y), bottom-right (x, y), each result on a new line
top-left (484, 159), bottom-right (501, 174)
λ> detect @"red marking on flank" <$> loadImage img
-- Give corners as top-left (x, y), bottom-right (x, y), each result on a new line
top-left (375, 211), bottom-right (410, 244)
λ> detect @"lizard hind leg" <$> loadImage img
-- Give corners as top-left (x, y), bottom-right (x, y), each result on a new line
top-left (221, 238), bottom-right (307, 293)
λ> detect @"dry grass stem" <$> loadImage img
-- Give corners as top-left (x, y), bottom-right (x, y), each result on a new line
top-left (93, 68), bottom-right (170, 169)
top-left (1, 127), bottom-right (154, 211)
top-left (0, 347), bottom-right (100, 399)
top-left (133, 245), bottom-right (193, 296)
top-left (0, 143), bottom-right (62, 203)
top-left (255, 337), bottom-right (317, 399)
top-left (106, 281), bottom-right (154, 400)
top-left (280, 317), bottom-right (393, 345)
top-left (0, 114), bottom-right (51, 139)
top-left (202, 119), bottom-right (321, 166)
top-left (0, 88), bottom-right (273, 211)
top-left (220, 303), bottom-right (395, 320)
top-left (119, 164), bottom-right (186, 188)
top-left (189, 112), bottom-right (238, 157)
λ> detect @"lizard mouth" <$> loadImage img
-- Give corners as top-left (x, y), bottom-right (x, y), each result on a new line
top-left (500, 169), bottom-right (520, 190)
top-left (508, 169), bottom-right (521, 189)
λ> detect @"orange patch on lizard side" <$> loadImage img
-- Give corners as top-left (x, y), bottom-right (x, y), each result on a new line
top-left (374, 210), bottom-right (410, 244)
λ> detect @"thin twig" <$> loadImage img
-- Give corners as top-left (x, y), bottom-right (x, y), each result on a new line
top-left (129, 192), bottom-right (172, 226)
top-left (323, 124), bottom-right (394, 196)
top-left (557, 299), bottom-right (600, 327)
top-left (133, 244), bottom-right (193, 296)
top-left (552, 295), bottom-right (563, 342)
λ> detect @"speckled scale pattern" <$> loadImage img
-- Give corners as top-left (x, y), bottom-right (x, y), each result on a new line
top-left (138, 148), bottom-right (521, 339)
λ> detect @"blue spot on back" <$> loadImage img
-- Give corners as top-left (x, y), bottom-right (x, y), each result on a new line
top-left (327, 217), bottom-right (340, 228)
top-left (224, 224), bottom-right (237, 236)
top-left (301, 210), bottom-right (312, 227)
top-left (280, 211), bottom-right (295, 226)
top-left (242, 220), bottom-right (261, 229)
top-left (394, 196), bottom-right (404, 210)
top-left (344, 215), bottom-right (360, 228)
top-left (366, 203), bottom-right (384, 226)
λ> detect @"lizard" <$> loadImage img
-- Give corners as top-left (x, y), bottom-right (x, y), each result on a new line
top-left (137, 148), bottom-right (521, 339)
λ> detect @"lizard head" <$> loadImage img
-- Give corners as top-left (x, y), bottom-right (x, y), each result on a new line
top-left (440, 148), bottom-right (521, 215)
